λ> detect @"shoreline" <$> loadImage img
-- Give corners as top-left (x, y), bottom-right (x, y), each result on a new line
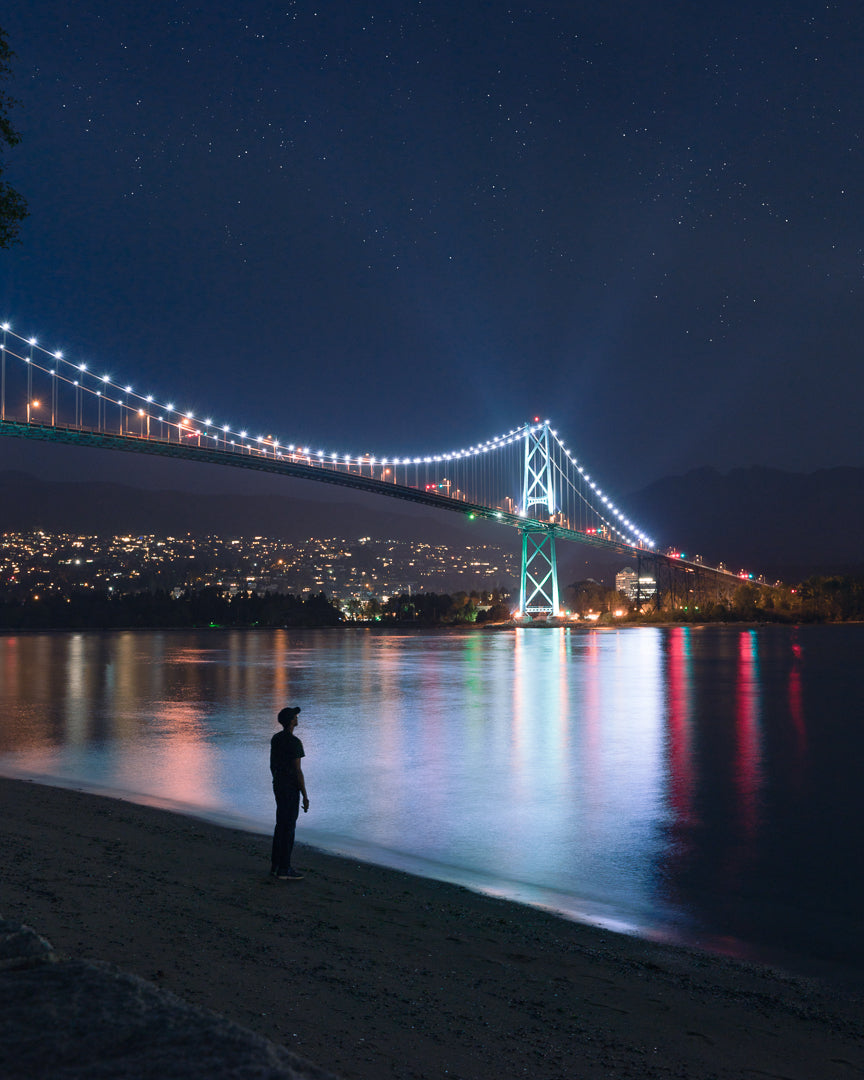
top-left (3, 764), bottom-right (847, 992)
top-left (1, 617), bottom-right (860, 635)
top-left (1, 776), bottom-right (862, 1079)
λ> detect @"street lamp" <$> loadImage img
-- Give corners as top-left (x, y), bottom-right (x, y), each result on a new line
top-left (26, 338), bottom-right (35, 417)
top-left (0, 323), bottom-right (7, 421)
top-left (123, 386), bottom-right (132, 434)
top-left (27, 398), bottom-right (40, 423)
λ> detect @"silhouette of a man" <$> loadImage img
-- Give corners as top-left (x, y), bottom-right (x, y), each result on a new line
top-left (270, 706), bottom-right (309, 880)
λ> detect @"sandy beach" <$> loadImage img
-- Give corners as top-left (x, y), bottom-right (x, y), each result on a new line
top-left (1, 775), bottom-right (861, 1079)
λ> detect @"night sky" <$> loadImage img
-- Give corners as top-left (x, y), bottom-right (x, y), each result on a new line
top-left (1, 1), bottom-right (862, 501)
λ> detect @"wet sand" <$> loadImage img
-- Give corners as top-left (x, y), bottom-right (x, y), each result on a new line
top-left (1, 775), bottom-right (861, 1079)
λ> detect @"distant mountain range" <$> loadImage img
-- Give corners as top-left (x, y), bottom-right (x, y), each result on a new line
top-left (624, 466), bottom-right (864, 580)
top-left (1, 466), bottom-right (861, 583)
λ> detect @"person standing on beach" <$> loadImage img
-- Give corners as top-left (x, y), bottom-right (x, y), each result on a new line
top-left (270, 706), bottom-right (309, 881)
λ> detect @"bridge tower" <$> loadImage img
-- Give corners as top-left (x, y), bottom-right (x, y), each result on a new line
top-left (519, 421), bottom-right (560, 618)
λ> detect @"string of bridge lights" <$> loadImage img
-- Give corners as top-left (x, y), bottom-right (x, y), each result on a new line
top-left (1, 322), bottom-right (653, 549)
top-left (546, 428), bottom-right (653, 548)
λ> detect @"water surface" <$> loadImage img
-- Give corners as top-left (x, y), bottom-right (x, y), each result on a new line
top-left (1, 624), bottom-right (861, 987)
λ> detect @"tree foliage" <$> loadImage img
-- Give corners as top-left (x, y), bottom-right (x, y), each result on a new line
top-left (632, 575), bottom-right (864, 624)
top-left (0, 27), bottom-right (27, 248)
top-left (791, 575), bottom-right (864, 622)
top-left (345, 589), bottom-right (512, 625)
top-left (0, 588), bottom-right (344, 629)
top-left (562, 579), bottom-right (629, 616)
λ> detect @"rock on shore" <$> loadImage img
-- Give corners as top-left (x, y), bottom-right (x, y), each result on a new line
top-left (0, 918), bottom-right (339, 1080)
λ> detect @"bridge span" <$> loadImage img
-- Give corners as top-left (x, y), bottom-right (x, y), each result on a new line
top-left (0, 322), bottom-right (755, 614)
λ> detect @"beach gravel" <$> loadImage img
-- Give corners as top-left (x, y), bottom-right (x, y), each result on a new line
top-left (1, 776), bottom-right (862, 1079)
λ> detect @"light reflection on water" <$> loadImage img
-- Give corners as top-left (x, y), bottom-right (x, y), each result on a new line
top-left (1, 624), bottom-right (862, 984)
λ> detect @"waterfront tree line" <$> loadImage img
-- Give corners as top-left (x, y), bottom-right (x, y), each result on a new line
top-left (343, 589), bottom-right (512, 624)
top-left (564, 575), bottom-right (864, 624)
top-left (0, 576), bottom-right (860, 629)
top-left (0, 586), bottom-right (511, 629)
top-left (0, 587), bottom-right (343, 629)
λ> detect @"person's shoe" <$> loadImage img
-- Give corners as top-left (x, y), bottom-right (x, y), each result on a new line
top-left (276, 868), bottom-right (304, 880)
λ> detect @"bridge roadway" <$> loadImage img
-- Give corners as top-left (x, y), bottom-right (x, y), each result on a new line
top-left (0, 418), bottom-right (747, 588)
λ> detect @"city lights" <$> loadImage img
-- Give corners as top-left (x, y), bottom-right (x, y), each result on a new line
top-left (0, 530), bottom-right (519, 605)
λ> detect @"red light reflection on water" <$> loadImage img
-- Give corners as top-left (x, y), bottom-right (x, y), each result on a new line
top-left (735, 630), bottom-right (763, 836)
top-left (665, 627), bottom-right (695, 824)
top-left (786, 638), bottom-right (808, 790)
top-left (789, 641), bottom-right (806, 746)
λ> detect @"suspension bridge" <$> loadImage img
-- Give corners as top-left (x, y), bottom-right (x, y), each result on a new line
top-left (0, 322), bottom-right (754, 615)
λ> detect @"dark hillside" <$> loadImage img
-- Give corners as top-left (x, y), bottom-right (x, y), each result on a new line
top-left (625, 466), bottom-right (864, 579)
top-left (2, 465), bottom-right (861, 582)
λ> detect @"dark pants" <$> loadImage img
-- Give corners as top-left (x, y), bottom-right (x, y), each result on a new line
top-left (271, 784), bottom-right (300, 873)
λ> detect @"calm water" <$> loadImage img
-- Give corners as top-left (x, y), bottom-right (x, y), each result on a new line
top-left (1, 624), bottom-right (862, 986)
